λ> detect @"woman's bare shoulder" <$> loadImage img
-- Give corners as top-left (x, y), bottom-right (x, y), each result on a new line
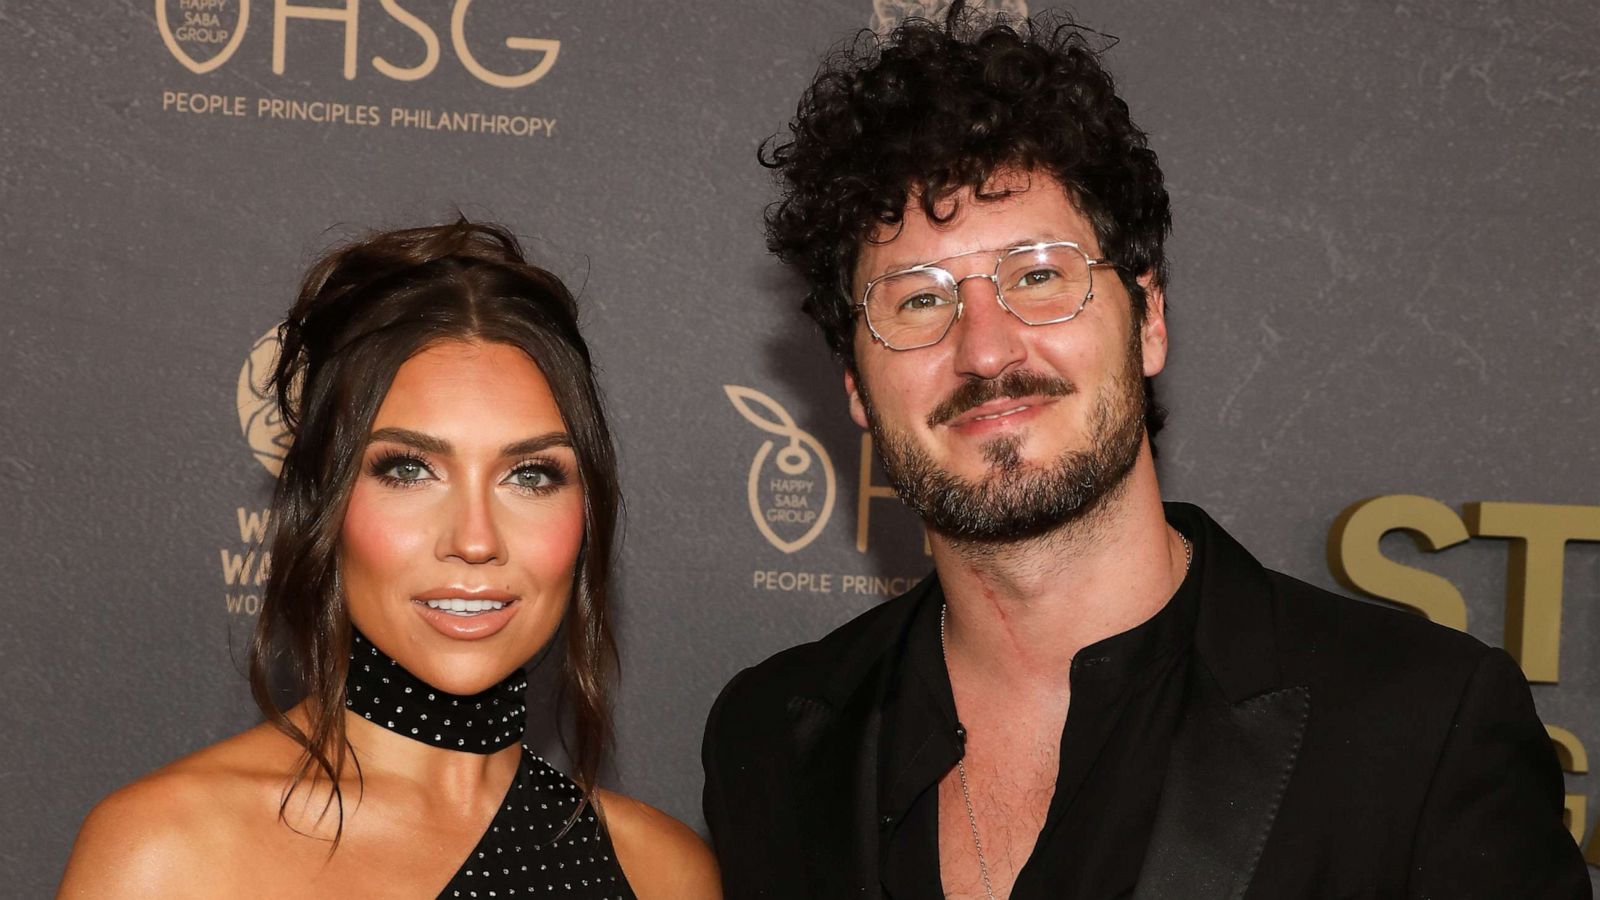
top-left (596, 788), bottom-right (721, 900)
top-left (58, 724), bottom-right (303, 898)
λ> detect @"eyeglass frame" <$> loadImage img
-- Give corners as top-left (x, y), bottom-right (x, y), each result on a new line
top-left (850, 240), bottom-right (1119, 351)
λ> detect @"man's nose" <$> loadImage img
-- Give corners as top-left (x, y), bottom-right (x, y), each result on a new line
top-left (947, 274), bottom-right (1027, 380)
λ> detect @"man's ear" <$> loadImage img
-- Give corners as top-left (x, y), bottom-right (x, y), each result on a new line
top-left (844, 367), bottom-right (870, 430)
top-left (1137, 273), bottom-right (1169, 378)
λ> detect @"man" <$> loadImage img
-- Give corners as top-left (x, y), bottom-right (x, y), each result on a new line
top-left (702, 6), bottom-right (1590, 900)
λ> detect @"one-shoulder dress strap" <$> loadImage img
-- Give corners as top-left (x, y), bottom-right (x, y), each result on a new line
top-left (438, 747), bottom-right (637, 900)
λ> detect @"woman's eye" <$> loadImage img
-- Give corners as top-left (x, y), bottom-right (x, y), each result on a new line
top-left (368, 452), bottom-right (435, 486)
top-left (379, 458), bottom-right (430, 483)
top-left (507, 465), bottom-right (557, 491)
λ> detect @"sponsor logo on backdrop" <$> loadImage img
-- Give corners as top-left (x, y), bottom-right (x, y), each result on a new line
top-left (153, 0), bottom-right (560, 139)
top-left (871, 0), bottom-right (1028, 31)
top-left (237, 325), bottom-right (291, 476)
top-left (725, 383), bottom-right (927, 600)
top-left (157, 0), bottom-right (250, 73)
top-left (221, 326), bottom-right (287, 616)
top-left (725, 385), bottom-right (836, 554)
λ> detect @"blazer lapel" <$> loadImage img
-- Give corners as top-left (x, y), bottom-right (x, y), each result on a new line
top-left (1133, 504), bottom-right (1313, 900)
top-left (787, 660), bottom-right (892, 898)
top-left (1132, 668), bottom-right (1310, 900)
top-left (781, 578), bottom-right (935, 899)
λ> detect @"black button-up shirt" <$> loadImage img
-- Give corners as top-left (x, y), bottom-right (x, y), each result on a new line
top-left (878, 525), bottom-right (1203, 898)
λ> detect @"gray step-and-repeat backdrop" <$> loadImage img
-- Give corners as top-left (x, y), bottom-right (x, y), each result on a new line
top-left (4, 0), bottom-right (1597, 894)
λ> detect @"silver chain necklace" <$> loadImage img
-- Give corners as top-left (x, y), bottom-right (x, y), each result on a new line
top-left (938, 531), bottom-right (1192, 900)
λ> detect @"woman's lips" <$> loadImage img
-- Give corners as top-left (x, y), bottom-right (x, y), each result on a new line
top-left (411, 594), bottom-right (520, 640)
top-left (422, 597), bottom-right (511, 616)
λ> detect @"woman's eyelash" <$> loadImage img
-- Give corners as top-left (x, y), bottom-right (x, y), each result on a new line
top-left (507, 457), bottom-right (572, 491)
top-left (364, 451), bottom-right (572, 491)
top-left (368, 450), bottom-right (434, 486)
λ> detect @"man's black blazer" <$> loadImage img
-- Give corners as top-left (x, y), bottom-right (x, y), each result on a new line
top-left (702, 503), bottom-right (1590, 898)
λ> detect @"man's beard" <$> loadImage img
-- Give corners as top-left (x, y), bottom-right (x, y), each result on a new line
top-left (859, 331), bottom-right (1147, 543)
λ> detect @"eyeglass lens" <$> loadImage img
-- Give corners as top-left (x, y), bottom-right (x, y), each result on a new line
top-left (863, 245), bottom-right (1094, 349)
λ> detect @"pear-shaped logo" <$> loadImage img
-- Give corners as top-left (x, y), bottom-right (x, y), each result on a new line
top-left (236, 326), bottom-right (290, 476)
top-left (725, 385), bottom-right (837, 554)
top-left (155, 0), bottom-right (250, 75)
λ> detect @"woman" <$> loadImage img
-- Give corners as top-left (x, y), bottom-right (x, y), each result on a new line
top-left (60, 221), bottom-right (719, 898)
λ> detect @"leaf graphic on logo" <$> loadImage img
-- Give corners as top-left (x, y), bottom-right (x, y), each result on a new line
top-left (723, 385), bottom-right (799, 437)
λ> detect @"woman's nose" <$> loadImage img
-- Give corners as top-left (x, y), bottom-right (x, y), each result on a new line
top-left (439, 486), bottom-right (505, 565)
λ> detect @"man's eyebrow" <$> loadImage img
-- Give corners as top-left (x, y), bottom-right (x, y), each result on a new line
top-left (867, 235), bottom-right (1059, 281)
top-left (365, 428), bottom-right (570, 457)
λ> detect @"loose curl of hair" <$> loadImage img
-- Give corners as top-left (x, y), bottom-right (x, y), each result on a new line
top-left (248, 219), bottom-right (620, 846)
top-left (761, 2), bottom-right (1172, 444)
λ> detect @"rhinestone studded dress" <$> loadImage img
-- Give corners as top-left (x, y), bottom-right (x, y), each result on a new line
top-left (346, 630), bottom-right (638, 900)
top-left (436, 753), bottom-right (636, 900)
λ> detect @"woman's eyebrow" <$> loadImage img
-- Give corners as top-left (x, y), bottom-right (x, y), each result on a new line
top-left (366, 428), bottom-right (570, 457)
top-left (368, 427), bottom-right (450, 454)
top-left (501, 433), bottom-right (572, 457)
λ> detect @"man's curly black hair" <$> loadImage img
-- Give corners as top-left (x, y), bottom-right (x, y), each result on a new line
top-left (761, 2), bottom-right (1172, 444)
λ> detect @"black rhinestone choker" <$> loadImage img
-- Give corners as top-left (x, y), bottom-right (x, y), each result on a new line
top-left (344, 629), bottom-right (528, 754)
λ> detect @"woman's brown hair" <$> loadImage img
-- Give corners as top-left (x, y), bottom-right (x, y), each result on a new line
top-left (248, 219), bottom-right (620, 844)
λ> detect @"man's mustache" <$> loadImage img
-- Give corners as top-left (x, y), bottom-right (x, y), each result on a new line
top-left (926, 370), bottom-right (1075, 429)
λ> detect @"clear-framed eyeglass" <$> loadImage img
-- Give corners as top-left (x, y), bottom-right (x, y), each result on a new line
top-left (852, 240), bottom-right (1118, 351)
